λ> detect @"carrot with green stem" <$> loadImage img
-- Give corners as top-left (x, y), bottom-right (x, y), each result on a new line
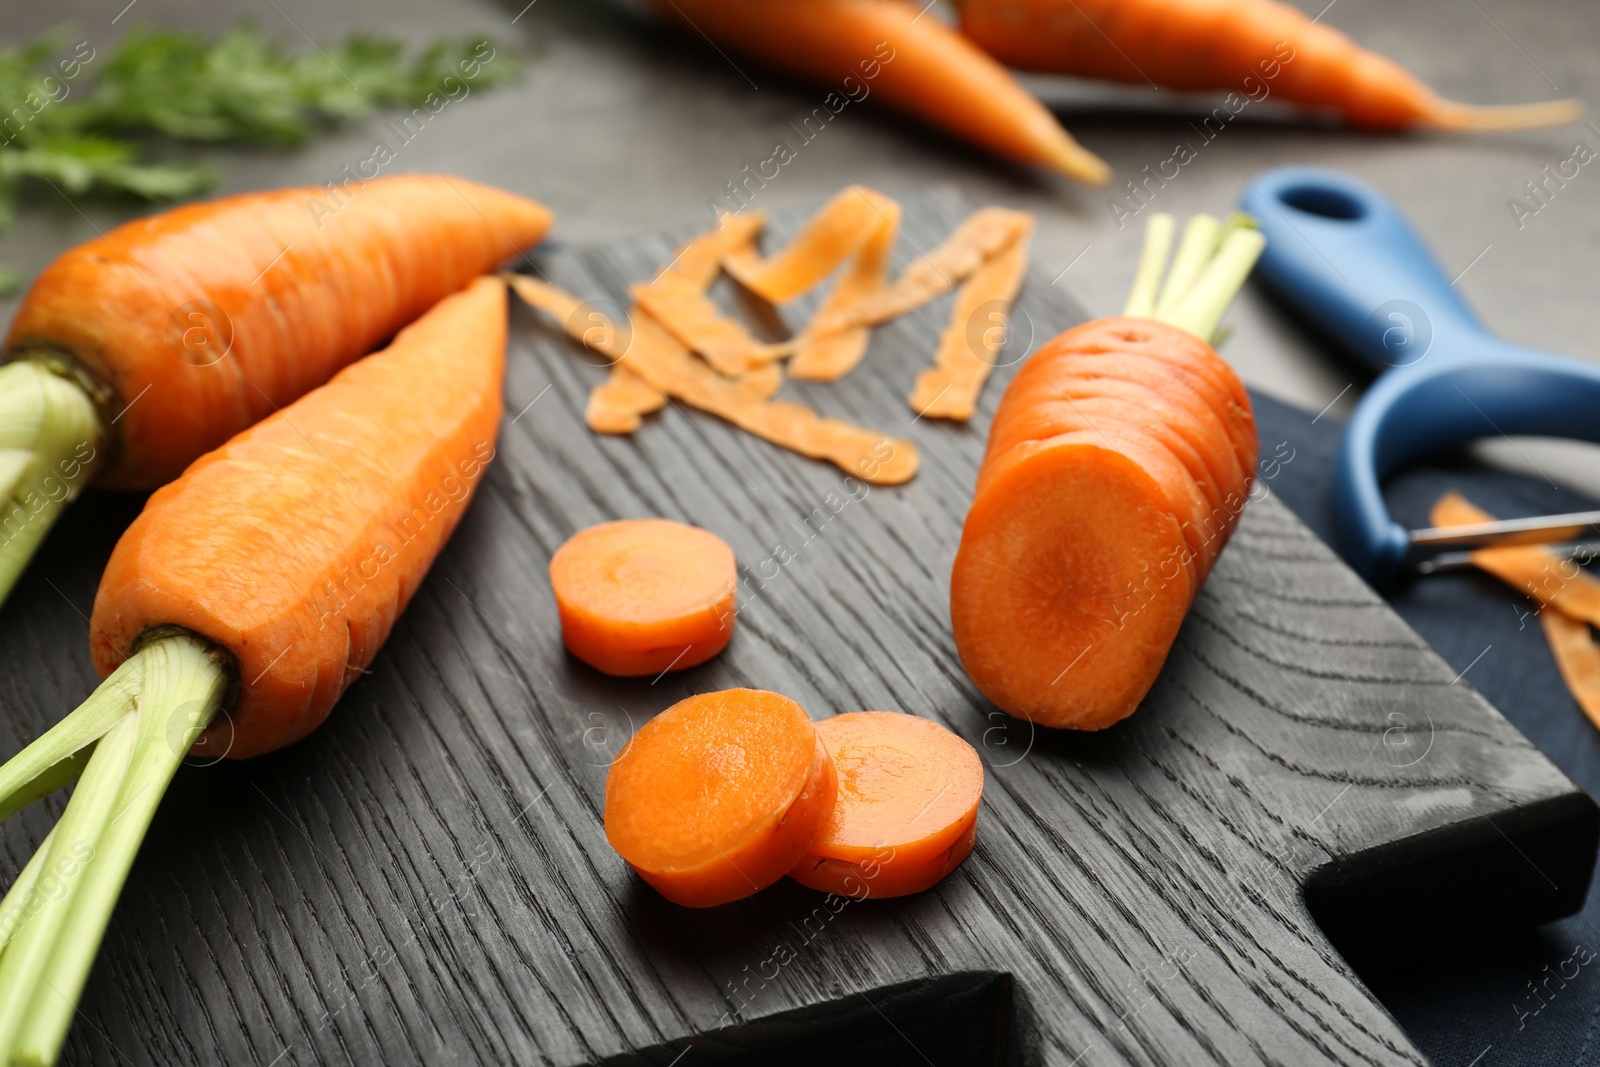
top-left (951, 212), bottom-right (1264, 730)
top-left (0, 174), bottom-right (550, 608)
top-left (644, 0), bottom-right (1111, 184)
top-left (959, 0), bottom-right (1582, 132)
top-left (0, 275), bottom-right (508, 1063)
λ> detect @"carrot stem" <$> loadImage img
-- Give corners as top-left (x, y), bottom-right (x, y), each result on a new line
top-left (0, 656), bottom-right (144, 824)
top-left (1162, 225), bottom-right (1266, 344)
top-left (0, 633), bottom-right (227, 1066)
top-left (0, 829), bottom-right (55, 959)
top-left (1153, 214), bottom-right (1222, 318)
top-left (0, 361), bottom-right (105, 609)
top-left (1122, 213), bottom-right (1265, 345)
top-left (1122, 213), bottom-right (1175, 318)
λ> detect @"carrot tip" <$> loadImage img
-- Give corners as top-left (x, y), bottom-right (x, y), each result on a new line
top-left (1044, 136), bottom-right (1113, 186)
top-left (1427, 96), bottom-right (1584, 132)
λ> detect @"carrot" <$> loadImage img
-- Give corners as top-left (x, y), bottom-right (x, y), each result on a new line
top-left (644, 0), bottom-right (1110, 184)
top-left (789, 711), bottom-right (983, 898)
top-left (550, 518), bottom-right (738, 676)
top-left (0, 175), bottom-right (549, 605)
top-left (959, 0), bottom-right (1582, 132)
top-left (605, 688), bottom-right (838, 907)
top-left (951, 213), bottom-right (1263, 729)
top-left (1541, 610), bottom-right (1600, 733)
top-left (0, 276), bottom-right (508, 1061)
top-left (787, 199), bottom-right (900, 382)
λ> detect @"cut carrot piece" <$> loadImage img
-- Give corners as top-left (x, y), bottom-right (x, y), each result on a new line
top-left (908, 219), bottom-right (1033, 421)
top-left (605, 688), bottom-right (838, 907)
top-left (1541, 610), bottom-right (1600, 732)
top-left (789, 711), bottom-right (983, 899)
top-left (509, 275), bottom-right (919, 484)
top-left (788, 200), bottom-right (901, 382)
top-left (951, 212), bottom-right (1265, 732)
top-left (812, 207), bottom-right (1034, 334)
top-left (1430, 492), bottom-right (1600, 627)
top-left (550, 518), bottom-right (737, 677)
top-left (954, 437), bottom-right (1198, 729)
top-left (725, 187), bottom-right (898, 304)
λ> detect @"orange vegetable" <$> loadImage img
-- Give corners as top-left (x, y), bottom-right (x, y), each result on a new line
top-left (787, 200), bottom-right (899, 382)
top-left (550, 518), bottom-right (738, 677)
top-left (959, 0), bottom-right (1581, 132)
top-left (89, 276), bottom-right (508, 760)
top-left (789, 711), bottom-right (983, 898)
top-left (645, 0), bottom-right (1110, 184)
top-left (952, 214), bottom-right (1263, 730)
top-left (7, 175), bottom-right (548, 490)
top-left (605, 689), bottom-right (838, 907)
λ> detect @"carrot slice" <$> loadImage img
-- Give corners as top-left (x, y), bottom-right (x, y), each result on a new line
top-left (1541, 610), bottom-right (1600, 731)
top-left (789, 711), bottom-right (983, 899)
top-left (907, 219), bottom-right (1033, 421)
top-left (605, 688), bottom-right (838, 907)
top-left (1430, 492), bottom-right (1600, 626)
top-left (811, 207), bottom-right (1034, 334)
top-left (953, 437), bottom-right (1198, 729)
top-left (508, 275), bottom-right (919, 484)
top-left (788, 200), bottom-right (901, 382)
top-left (725, 187), bottom-right (898, 304)
top-left (550, 518), bottom-right (737, 677)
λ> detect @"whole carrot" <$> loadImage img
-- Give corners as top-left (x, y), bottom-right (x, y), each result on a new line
top-left (0, 276), bottom-right (507, 1063)
top-left (0, 174), bottom-right (550, 605)
top-left (959, 0), bottom-right (1581, 131)
top-left (644, 0), bottom-right (1111, 184)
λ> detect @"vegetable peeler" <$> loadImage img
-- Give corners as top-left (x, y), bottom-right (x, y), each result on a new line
top-left (1240, 165), bottom-right (1600, 587)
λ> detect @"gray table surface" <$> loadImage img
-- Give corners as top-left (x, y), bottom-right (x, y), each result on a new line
top-left (2, 0), bottom-right (1597, 1063)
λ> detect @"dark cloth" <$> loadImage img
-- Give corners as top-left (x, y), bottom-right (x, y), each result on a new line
top-left (1250, 389), bottom-right (1600, 1067)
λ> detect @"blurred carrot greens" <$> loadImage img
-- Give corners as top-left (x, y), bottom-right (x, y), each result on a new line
top-left (0, 24), bottom-right (517, 293)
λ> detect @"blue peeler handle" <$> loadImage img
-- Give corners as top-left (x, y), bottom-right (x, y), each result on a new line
top-left (1241, 166), bottom-right (1600, 586)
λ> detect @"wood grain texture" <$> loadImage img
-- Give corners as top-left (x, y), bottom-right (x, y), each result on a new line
top-left (0, 192), bottom-right (1592, 1066)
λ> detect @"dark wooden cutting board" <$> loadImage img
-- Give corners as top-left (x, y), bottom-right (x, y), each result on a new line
top-left (4, 191), bottom-right (1594, 1066)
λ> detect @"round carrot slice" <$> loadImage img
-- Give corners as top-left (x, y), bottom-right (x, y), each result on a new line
top-left (605, 688), bottom-right (837, 907)
top-left (954, 437), bottom-right (1197, 729)
top-left (550, 518), bottom-right (737, 677)
top-left (790, 711), bottom-right (984, 899)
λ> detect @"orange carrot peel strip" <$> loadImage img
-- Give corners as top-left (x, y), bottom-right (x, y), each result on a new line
top-left (1430, 491), bottom-right (1600, 729)
top-left (908, 216), bottom-right (1034, 421)
top-left (788, 198), bottom-right (902, 382)
top-left (508, 274), bottom-right (919, 485)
